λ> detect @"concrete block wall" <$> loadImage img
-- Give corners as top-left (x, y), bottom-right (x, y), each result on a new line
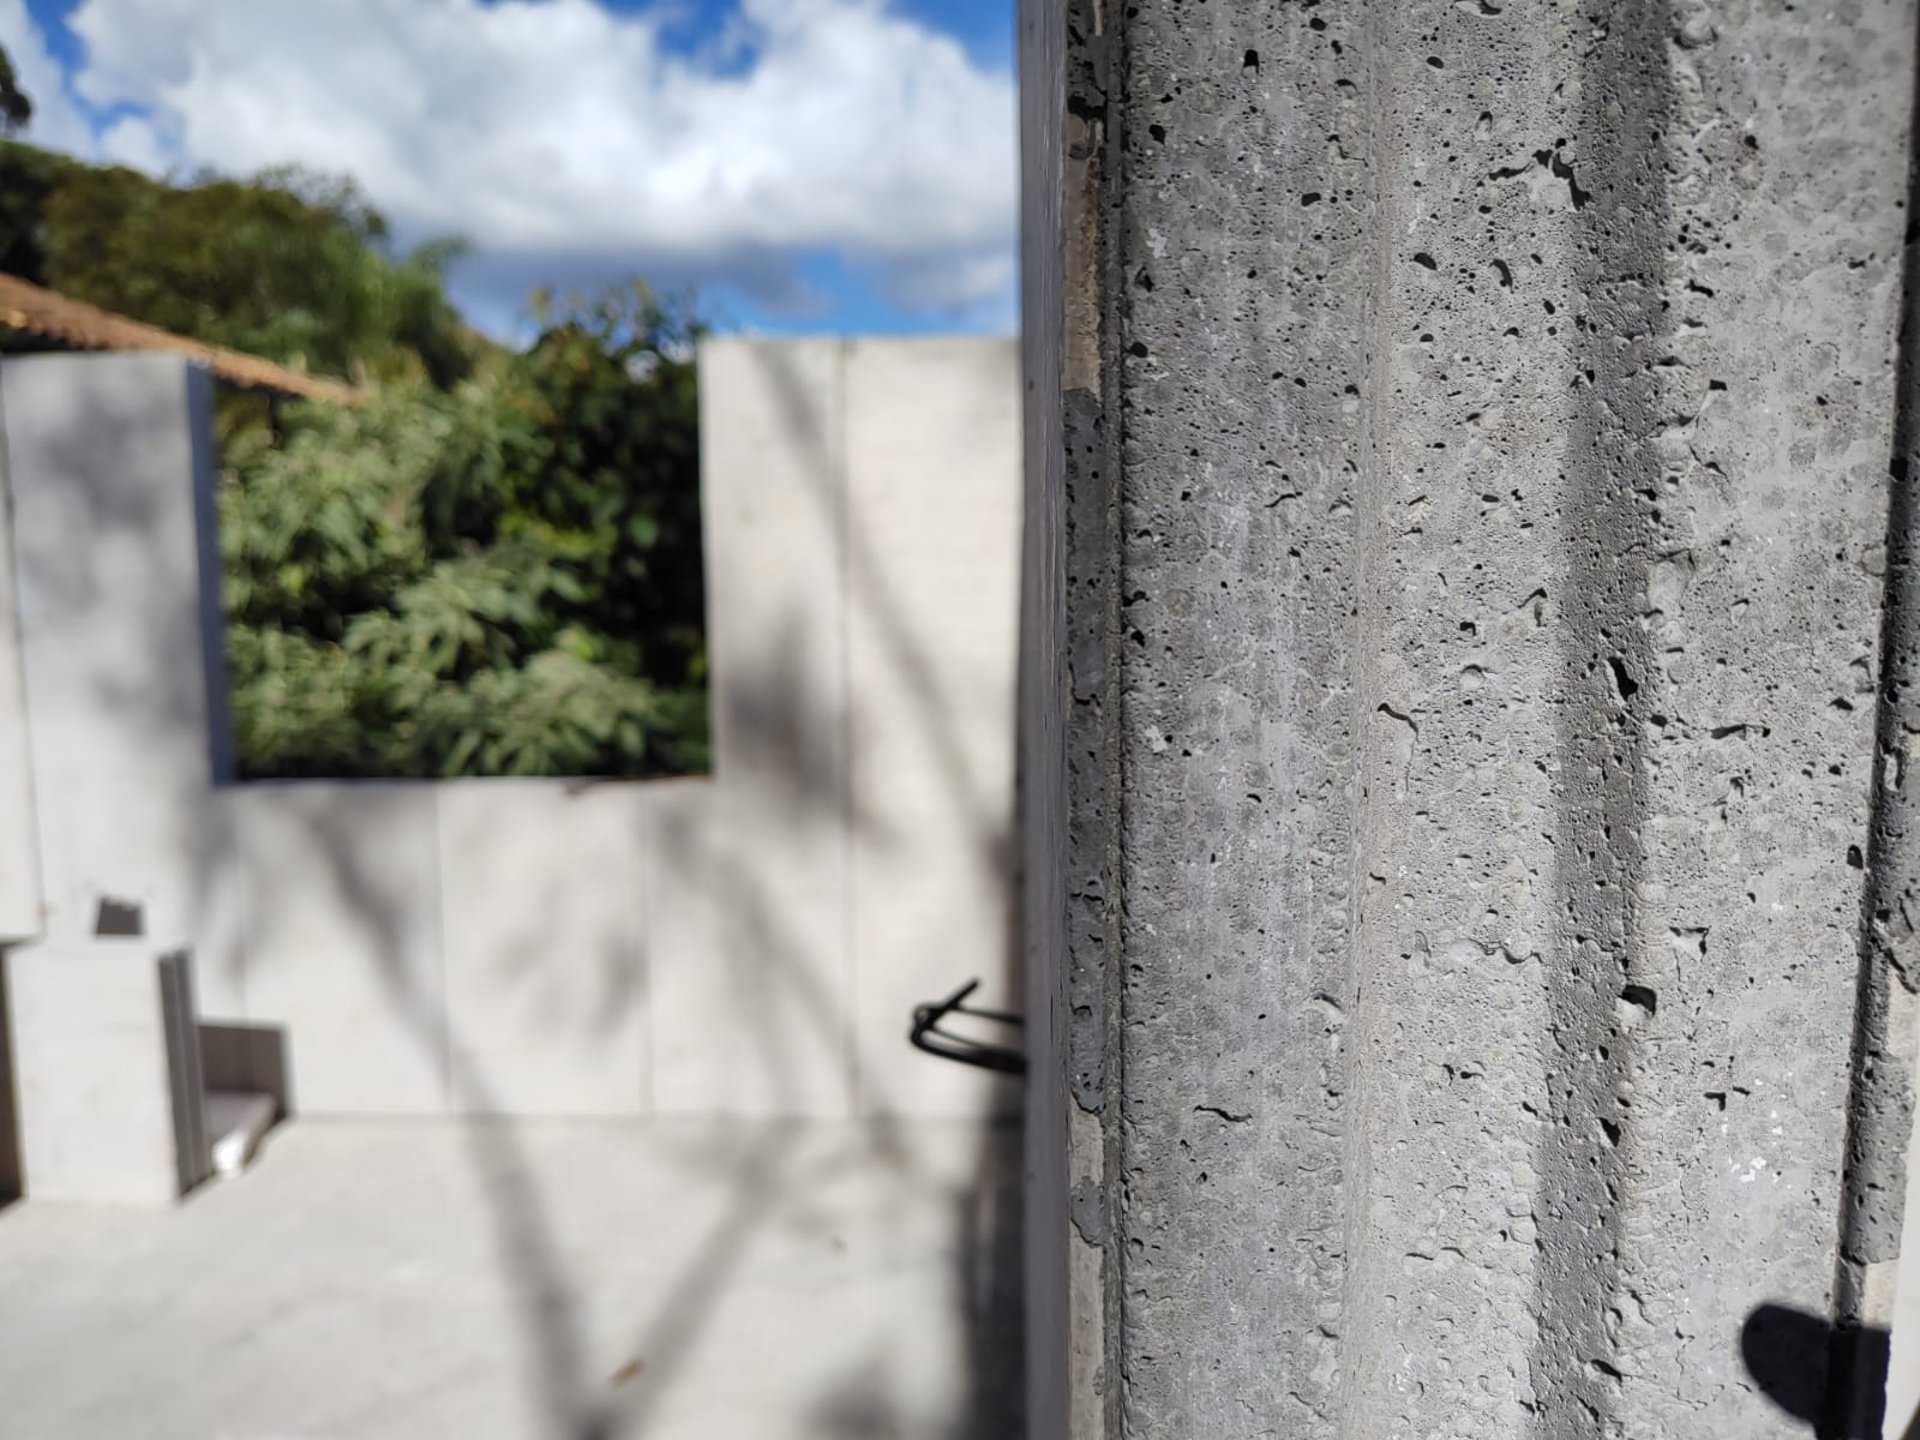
top-left (0, 356), bottom-right (233, 961)
top-left (0, 337), bottom-right (1022, 1125)
top-left (1, 358), bottom-right (236, 956)
top-left (233, 784), bottom-right (449, 1116)
top-left (1020, 2), bottom-right (1920, 1437)
top-left (5, 942), bottom-right (206, 1204)
top-left (843, 340), bottom-right (1024, 1120)
top-left (220, 778), bottom-right (666, 1118)
top-left (694, 340), bottom-right (857, 1118)
top-left (693, 338), bottom-right (1024, 1119)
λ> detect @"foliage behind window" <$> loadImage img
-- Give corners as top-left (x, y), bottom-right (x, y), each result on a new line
top-left (220, 285), bottom-right (709, 780)
top-left (0, 126), bottom-right (709, 780)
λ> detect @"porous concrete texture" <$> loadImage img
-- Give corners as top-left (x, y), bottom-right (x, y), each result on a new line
top-left (5, 942), bottom-right (206, 1204)
top-left (1021, 2), bottom-right (1920, 1436)
top-left (0, 355), bottom-right (243, 1008)
top-left (0, 1116), bottom-right (1023, 1440)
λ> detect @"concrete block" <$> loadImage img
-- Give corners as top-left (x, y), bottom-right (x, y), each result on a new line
top-left (0, 357), bottom-right (229, 977)
top-left (6, 941), bottom-right (207, 1204)
top-left (693, 339), bottom-right (855, 1117)
top-left (235, 784), bottom-right (447, 1116)
top-left (842, 339), bottom-right (1023, 1119)
top-left (438, 780), bottom-right (650, 1116)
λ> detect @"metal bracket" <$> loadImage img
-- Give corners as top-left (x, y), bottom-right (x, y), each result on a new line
top-left (909, 978), bottom-right (1026, 1077)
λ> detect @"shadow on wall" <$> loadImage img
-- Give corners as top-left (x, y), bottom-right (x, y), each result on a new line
top-left (0, 957), bottom-right (19, 1207)
top-left (205, 340), bottom-right (1025, 1439)
top-left (1742, 1303), bottom-right (1914, 1440)
top-left (0, 341), bottom-right (1024, 1434)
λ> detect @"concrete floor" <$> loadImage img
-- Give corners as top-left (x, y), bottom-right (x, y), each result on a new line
top-left (0, 1117), bottom-right (1023, 1440)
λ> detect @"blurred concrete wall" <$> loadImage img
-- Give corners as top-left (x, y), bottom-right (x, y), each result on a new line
top-left (0, 375), bottom-right (35, 945)
top-left (0, 337), bottom-right (1023, 1123)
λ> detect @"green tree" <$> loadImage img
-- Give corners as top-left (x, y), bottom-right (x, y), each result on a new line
top-left (220, 284), bottom-right (708, 780)
top-left (0, 144), bottom-right (474, 385)
top-left (0, 139), bottom-right (706, 778)
top-left (0, 43), bottom-right (31, 137)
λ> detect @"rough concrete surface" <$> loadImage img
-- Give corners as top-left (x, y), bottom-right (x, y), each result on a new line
top-left (0, 1117), bottom-right (1023, 1440)
top-left (1022, 1), bottom-right (1920, 1436)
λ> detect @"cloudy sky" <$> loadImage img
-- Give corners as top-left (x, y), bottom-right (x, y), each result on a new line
top-left (0, 0), bottom-right (1017, 337)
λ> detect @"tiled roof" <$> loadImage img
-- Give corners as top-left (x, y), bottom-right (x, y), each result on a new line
top-left (0, 272), bottom-right (361, 404)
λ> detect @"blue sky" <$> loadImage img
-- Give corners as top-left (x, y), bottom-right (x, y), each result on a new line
top-left (4, 0), bottom-right (1018, 339)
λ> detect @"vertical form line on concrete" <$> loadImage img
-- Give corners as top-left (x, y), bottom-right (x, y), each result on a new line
top-left (1334, 0), bottom-right (1391, 1418)
top-left (1530, 4), bottom-right (1672, 1432)
top-left (1083, 3), bottom-right (1127, 1435)
top-left (1018, 0), bottom-right (1067, 1422)
top-left (1019, 0), bottom-right (1073, 1433)
top-left (832, 340), bottom-right (860, 1116)
top-left (1829, 23), bottom-right (1920, 1438)
top-left (0, 367), bottom-right (45, 945)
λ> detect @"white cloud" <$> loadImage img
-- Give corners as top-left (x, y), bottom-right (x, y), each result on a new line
top-left (0, 0), bottom-right (95, 154)
top-left (40, 0), bottom-right (1017, 320)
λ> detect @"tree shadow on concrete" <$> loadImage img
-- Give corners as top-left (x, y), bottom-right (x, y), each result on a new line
top-left (0, 340), bottom-right (1023, 1436)
top-left (741, 339), bottom-right (1025, 1439)
top-left (592, 338), bottom-right (1025, 1440)
top-left (203, 337), bottom-right (1026, 1439)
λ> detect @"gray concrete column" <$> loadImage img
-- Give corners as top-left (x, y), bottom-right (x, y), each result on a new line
top-left (1020, 3), bottom-right (1920, 1437)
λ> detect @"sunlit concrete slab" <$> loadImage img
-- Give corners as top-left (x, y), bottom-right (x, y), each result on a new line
top-left (0, 355), bottom-right (239, 1008)
top-left (842, 337), bottom-right (1023, 1121)
top-left (233, 784), bottom-right (448, 1116)
top-left (438, 780), bottom-right (651, 1116)
top-left (5, 941), bottom-right (206, 1205)
top-left (0, 1116), bottom-right (1022, 1440)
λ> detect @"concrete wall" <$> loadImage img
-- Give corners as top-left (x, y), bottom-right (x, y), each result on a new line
top-left (0, 372), bottom-right (36, 944)
top-left (6, 942), bottom-right (206, 1204)
top-left (1022, 2), bottom-right (1920, 1437)
top-left (678, 338), bottom-right (1023, 1120)
top-left (0, 338), bottom-right (1022, 1124)
top-left (0, 356), bottom-right (242, 995)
